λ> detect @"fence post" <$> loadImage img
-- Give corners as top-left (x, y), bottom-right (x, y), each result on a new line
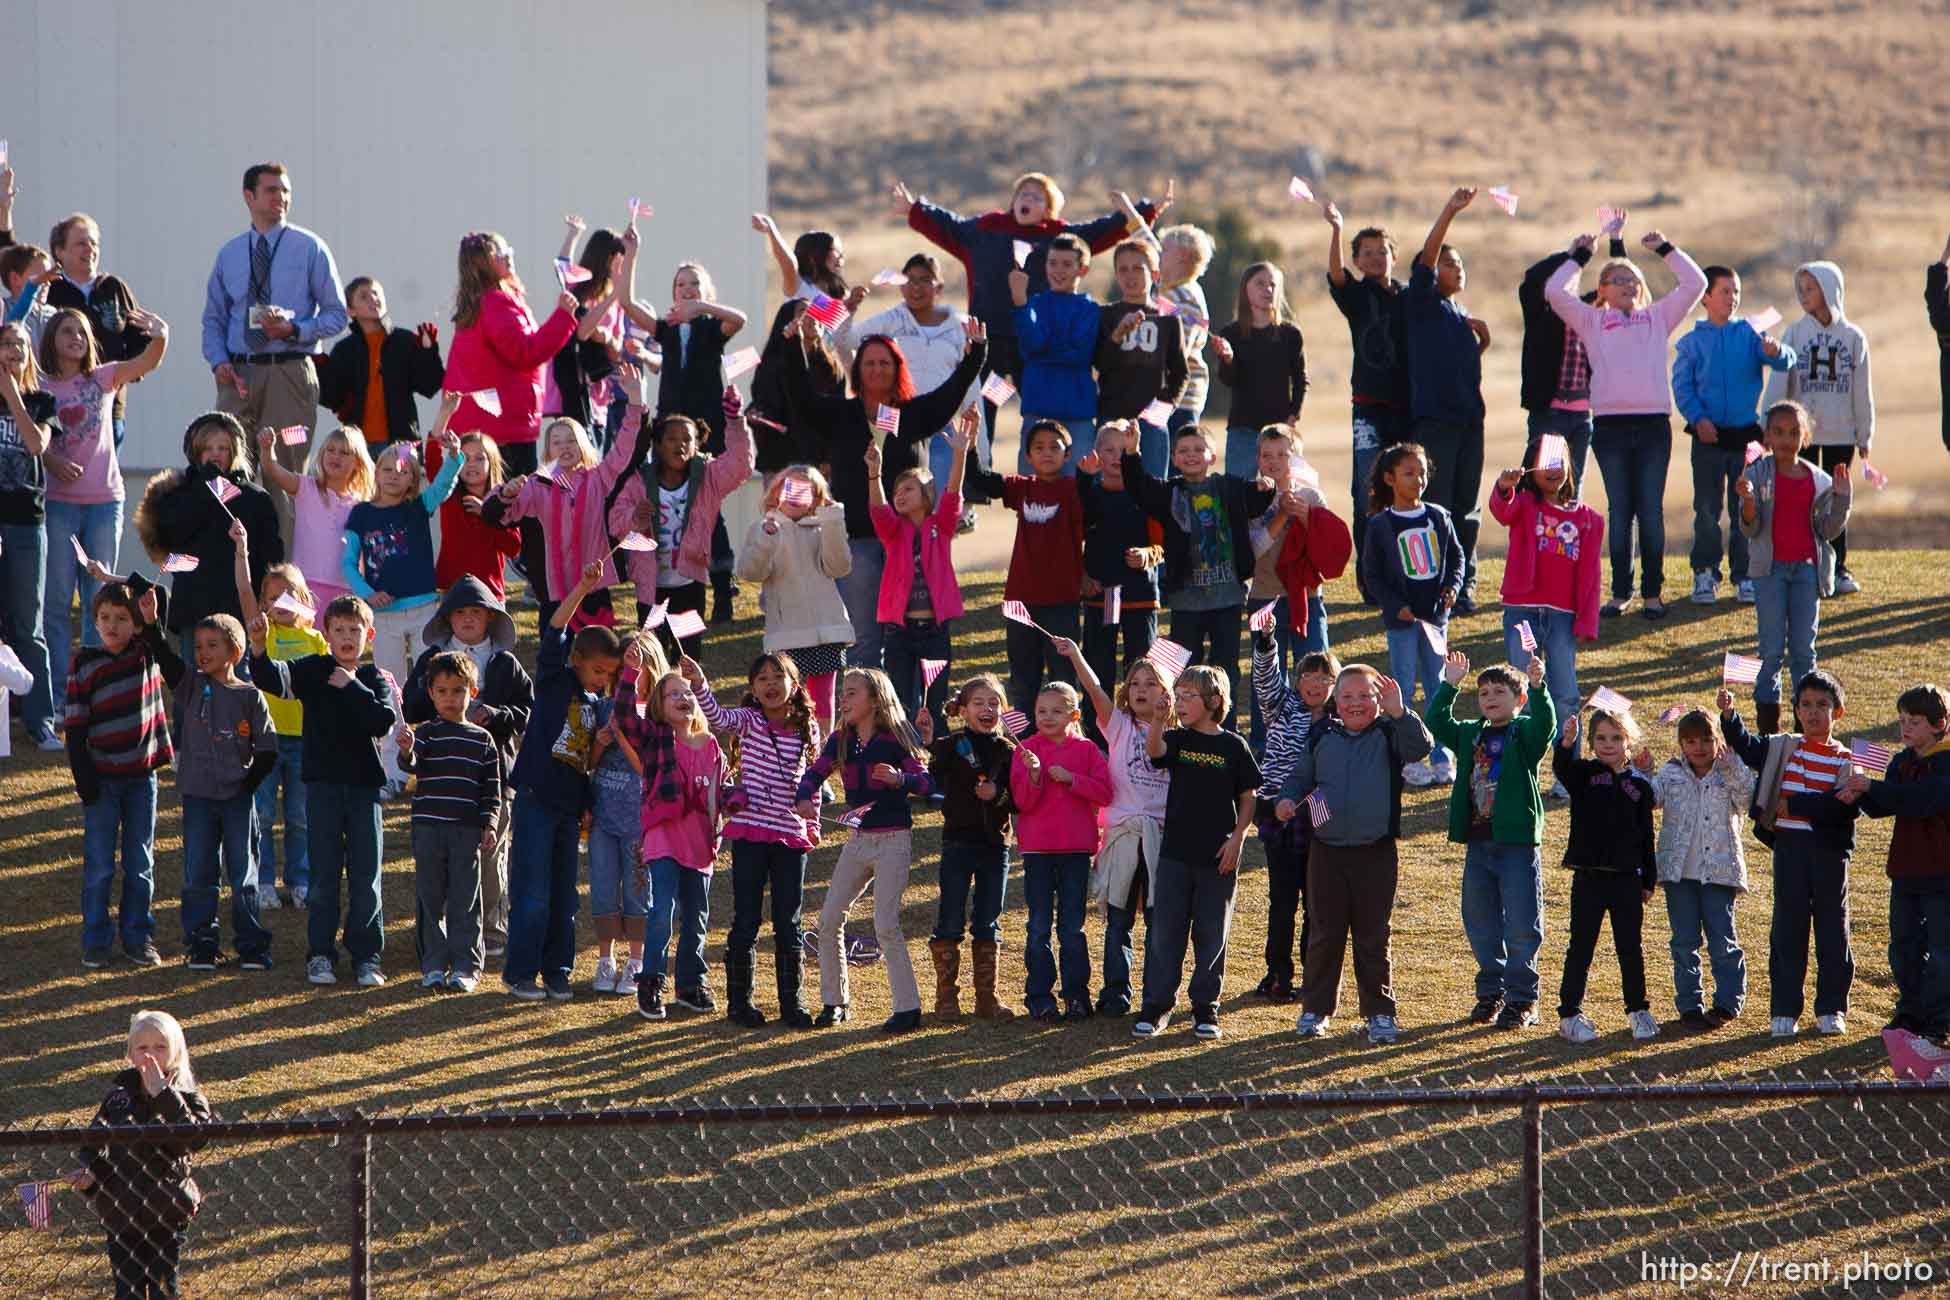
top-left (349, 1110), bottom-right (371, 1300)
top-left (1522, 1086), bottom-right (1542, 1299)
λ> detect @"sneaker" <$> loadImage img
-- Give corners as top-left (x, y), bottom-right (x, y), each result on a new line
top-left (261, 890), bottom-right (282, 911)
top-left (81, 947), bottom-right (113, 970)
top-left (238, 953), bottom-right (272, 972)
top-left (1132, 1006), bottom-right (1171, 1038)
top-left (615, 960), bottom-right (641, 997)
top-left (380, 780), bottom-right (407, 802)
top-left (1629, 1009), bottom-right (1660, 1040)
top-left (510, 979), bottom-right (547, 1001)
top-left (1427, 756), bottom-right (1457, 786)
top-left (1815, 1012), bottom-right (1847, 1035)
top-left (1294, 1011), bottom-right (1329, 1039)
top-left (123, 942), bottom-right (162, 968)
top-left (34, 728), bottom-right (63, 752)
top-left (1254, 973), bottom-right (1295, 1003)
top-left (1601, 596), bottom-right (1634, 618)
top-left (186, 951), bottom-right (219, 972)
top-left (1366, 1013), bottom-right (1400, 1045)
top-left (544, 976), bottom-right (573, 1002)
top-left (307, 956), bottom-right (338, 986)
top-left (592, 956), bottom-right (619, 994)
top-left (1469, 996), bottom-right (1502, 1025)
top-left (292, 886), bottom-right (309, 908)
top-left (1545, 779), bottom-right (1570, 801)
top-left (1770, 1016), bottom-right (1798, 1038)
top-left (956, 507), bottom-right (978, 536)
top-left (1834, 571), bottom-right (1861, 596)
top-left (1453, 593), bottom-right (1478, 617)
top-left (1736, 580), bottom-right (1756, 604)
top-left (673, 985), bottom-right (716, 1013)
top-left (1496, 1002), bottom-right (1537, 1030)
top-left (422, 971), bottom-right (446, 990)
top-left (1402, 760), bottom-right (1436, 788)
top-left (1679, 1009), bottom-right (1713, 1030)
top-left (355, 962), bottom-right (386, 988)
top-left (277, 887), bottom-right (296, 908)
top-left (1030, 1005), bottom-right (1064, 1024)
top-left (1690, 570), bottom-right (1718, 605)
top-left (1641, 599), bottom-right (1669, 621)
top-left (1193, 1005), bottom-right (1221, 1040)
top-left (1559, 1013), bottom-right (1599, 1043)
top-left (1708, 1006), bottom-right (1739, 1026)
top-left (447, 972), bottom-right (479, 993)
top-left (1063, 999), bottom-right (1093, 1024)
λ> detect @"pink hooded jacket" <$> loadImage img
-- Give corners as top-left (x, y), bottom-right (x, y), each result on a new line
top-left (870, 489), bottom-right (965, 624)
top-left (493, 403), bottom-right (643, 596)
top-left (444, 288), bottom-right (578, 449)
top-left (1011, 732), bottom-right (1113, 854)
top-left (608, 412), bottom-right (755, 607)
top-left (1488, 485), bottom-right (1605, 642)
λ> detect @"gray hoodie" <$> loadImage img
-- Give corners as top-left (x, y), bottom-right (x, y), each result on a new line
top-left (1280, 709), bottom-right (1434, 846)
top-left (1761, 261), bottom-right (1874, 449)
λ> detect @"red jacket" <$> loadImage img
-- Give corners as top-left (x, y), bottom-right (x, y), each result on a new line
top-left (424, 438), bottom-right (521, 597)
top-left (444, 288), bottom-right (576, 448)
top-left (1272, 502), bottom-right (1353, 637)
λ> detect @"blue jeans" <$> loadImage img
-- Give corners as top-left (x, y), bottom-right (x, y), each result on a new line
top-left (837, 538), bottom-right (886, 670)
top-left (587, 830), bottom-right (649, 919)
top-left (1460, 841), bottom-right (1544, 1005)
top-left (1100, 855), bottom-right (1150, 1015)
top-left (1524, 408), bottom-right (1595, 499)
top-left (1501, 605), bottom-right (1579, 725)
top-left (306, 781), bottom-right (383, 966)
top-left (1136, 418), bottom-right (1169, 478)
top-left (1006, 601), bottom-right (1078, 732)
top-left (1018, 415), bottom-right (1096, 475)
top-left (1350, 403), bottom-right (1408, 559)
top-left (1664, 879), bottom-right (1745, 1016)
top-left (504, 792), bottom-right (579, 986)
top-left (881, 618), bottom-right (952, 725)
top-left (1890, 878), bottom-right (1950, 1034)
top-left (643, 856), bottom-right (711, 989)
top-left (1246, 594), bottom-right (1329, 751)
top-left (1752, 559), bottom-right (1818, 706)
top-left (1383, 621), bottom-right (1450, 767)
top-left (1687, 435), bottom-right (1754, 581)
top-left (0, 522), bottom-right (56, 735)
top-left (1222, 426), bottom-right (1260, 480)
top-left (253, 735), bottom-right (308, 893)
top-left (80, 772), bottom-right (157, 951)
top-left (43, 497), bottom-right (123, 709)
top-left (934, 837), bottom-right (1008, 945)
top-left (1589, 415), bottom-right (1672, 600)
top-left (1021, 851), bottom-right (1090, 1013)
top-left (181, 792), bottom-right (271, 961)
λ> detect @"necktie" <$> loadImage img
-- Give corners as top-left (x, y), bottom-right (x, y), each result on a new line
top-left (251, 235), bottom-right (272, 305)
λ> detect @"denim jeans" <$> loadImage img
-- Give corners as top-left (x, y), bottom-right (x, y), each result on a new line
top-left (882, 617), bottom-right (952, 724)
top-left (306, 781), bottom-right (384, 967)
top-left (1524, 408), bottom-right (1595, 499)
top-left (836, 538), bottom-right (886, 669)
top-left (504, 792), bottom-right (579, 986)
top-left (1100, 858), bottom-right (1150, 1016)
top-left (1081, 601), bottom-right (1158, 740)
top-left (926, 428), bottom-right (956, 489)
top-left (1245, 594), bottom-right (1328, 751)
top-left (643, 856), bottom-right (712, 990)
top-left (586, 830), bottom-right (649, 919)
top-left (1222, 426), bottom-right (1260, 480)
top-left (1889, 878), bottom-right (1950, 1034)
top-left (1383, 621), bottom-right (1450, 767)
top-left (181, 792), bottom-right (270, 961)
top-left (1751, 559), bottom-right (1818, 706)
top-left (1021, 851), bottom-right (1091, 1013)
top-left (1501, 605), bottom-right (1579, 725)
top-left (1687, 434), bottom-right (1755, 581)
top-left (934, 837), bottom-right (1008, 945)
top-left (1006, 601), bottom-right (1078, 729)
top-left (80, 772), bottom-right (157, 951)
top-left (1412, 418), bottom-right (1485, 598)
top-left (1136, 418), bottom-right (1168, 478)
top-left (1769, 833), bottom-right (1853, 1020)
top-left (1664, 879), bottom-right (1745, 1016)
top-left (253, 734), bottom-right (308, 893)
top-left (0, 522), bottom-right (56, 735)
top-left (1167, 603), bottom-right (1243, 731)
top-left (1460, 841), bottom-right (1544, 1005)
top-left (1350, 403), bottom-right (1408, 557)
top-left (1142, 852), bottom-right (1240, 1012)
top-left (1018, 415), bottom-right (1096, 475)
top-left (1589, 415), bottom-right (1672, 600)
top-left (43, 497), bottom-right (123, 709)
top-left (727, 839), bottom-right (806, 956)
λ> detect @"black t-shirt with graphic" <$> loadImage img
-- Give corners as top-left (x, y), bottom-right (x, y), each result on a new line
top-left (1152, 725), bottom-right (1261, 867)
top-left (1328, 273), bottom-right (1408, 406)
top-left (0, 390), bottom-right (56, 525)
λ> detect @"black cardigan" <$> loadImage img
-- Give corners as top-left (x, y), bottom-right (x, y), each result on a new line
top-left (146, 465), bottom-right (282, 634)
top-left (654, 315), bottom-right (731, 449)
top-left (318, 325), bottom-right (445, 443)
top-left (1551, 748), bottom-right (1657, 888)
top-left (1517, 239), bottom-right (1623, 413)
top-left (1118, 452), bottom-right (1275, 594)
top-left (750, 301), bottom-right (842, 474)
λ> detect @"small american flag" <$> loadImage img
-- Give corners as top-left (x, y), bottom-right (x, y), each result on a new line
top-left (1515, 620), bottom-right (1537, 653)
top-left (70, 536), bottom-right (91, 567)
top-left (721, 347), bottom-right (760, 383)
top-left (639, 600), bottom-right (669, 629)
top-left (628, 196), bottom-right (650, 220)
top-left (1011, 240), bottom-right (1031, 268)
top-left (1861, 461), bottom-right (1890, 490)
top-left (873, 404), bottom-right (900, 435)
top-left (1001, 708), bottom-right (1031, 737)
top-left (470, 389), bottom-right (502, 417)
top-left (921, 658), bottom-right (948, 689)
top-left (1304, 790), bottom-right (1330, 829)
top-left (208, 477), bottom-right (240, 507)
top-left (1145, 638), bottom-right (1192, 679)
top-left (1851, 737), bottom-right (1896, 774)
top-left (804, 295), bottom-right (848, 329)
top-left (1139, 398), bottom-right (1175, 426)
top-left (1249, 601), bottom-right (1278, 633)
top-left (615, 531), bottom-right (657, 553)
top-left (1722, 653), bottom-right (1763, 686)
top-left (270, 591), bottom-right (312, 620)
top-left (1488, 186), bottom-right (1520, 216)
top-left (162, 553), bottom-right (200, 574)
top-left (1152, 296), bottom-right (1178, 316)
top-left (1000, 600), bottom-right (1042, 633)
top-left (1745, 307), bottom-right (1782, 334)
top-left (279, 425), bottom-right (308, 446)
top-left (1587, 685), bottom-right (1633, 714)
top-left (780, 477), bottom-right (814, 510)
top-left (1537, 434), bottom-right (1570, 471)
top-left (666, 608), bottom-right (707, 641)
top-left (1744, 441), bottom-right (1765, 466)
top-left (1287, 175), bottom-right (1315, 203)
top-left (1657, 705), bottom-right (1685, 725)
top-left (870, 268), bottom-right (904, 287)
top-left (554, 257), bottom-right (592, 287)
top-left (833, 804), bottom-right (870, 829)
top-left (1421, 619), bottom-right (1447, 658)
top-left (1101, 584), bottom-right (1121, 624)
top-left (16, 1180), bottom-right (52, 1231)
top-left (980, 373), bottom-right (1017, 407)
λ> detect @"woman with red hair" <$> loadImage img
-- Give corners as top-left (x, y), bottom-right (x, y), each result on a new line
top-left (781, 314), bottom-right (987, 669)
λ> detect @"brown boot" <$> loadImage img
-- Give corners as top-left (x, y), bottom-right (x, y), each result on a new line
top-left (971, 939), bottom-right (1015, 1020)
top-left (1756, 701), bottom-right (1782, 735)
top-left (929, 938), bottom-right (962, 1018)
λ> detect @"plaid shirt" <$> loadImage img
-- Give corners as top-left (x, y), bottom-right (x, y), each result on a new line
top-left (1554, 333), bottom-right (1592, 405)
top-left (611, 674), bottom-right (683, 810)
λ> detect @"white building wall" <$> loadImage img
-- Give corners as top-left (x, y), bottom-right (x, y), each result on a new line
top-left (0, 0), bottom-right (768, 470)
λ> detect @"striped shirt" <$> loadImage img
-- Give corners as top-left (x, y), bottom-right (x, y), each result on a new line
top-left (1253, 641), bottom-right (1314, 800)
top-left (1161, 280), bottom-right (1211, 413)
top-left (65, 639), bottom-right (175, 784)
top-left (401, 718), bottom-right (501, 828)
top-left (1775, 738), bottom-right (1848, 833)
top-left (700, 691), bottom-right (821, 849)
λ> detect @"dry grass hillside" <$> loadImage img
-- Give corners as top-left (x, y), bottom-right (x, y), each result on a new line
top-left (769, 0), bottom-right (1950, 557)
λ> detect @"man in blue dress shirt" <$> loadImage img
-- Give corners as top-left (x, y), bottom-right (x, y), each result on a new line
top-left (201, 162), bottom-right (348, 542)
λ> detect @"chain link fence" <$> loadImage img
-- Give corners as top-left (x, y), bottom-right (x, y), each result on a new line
top-left (5, 1076), bottom-right (1946, 1297)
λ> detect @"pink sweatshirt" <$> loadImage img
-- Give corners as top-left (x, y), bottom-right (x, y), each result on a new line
top-left (495, 403), bottom-right (643, 599)
top-left (870, 489), bottom-right (965, 623)
top-left (1488, 486), bottom-right (1606, 642)
top-left (1011, 732), bottom-right (1113, 854)
top-left (445, 289), bottom-right (578, 448)
top-left (608, 413), bottom-right (755, 606)
top-left (1545, 248), bottom-right (1706, 417)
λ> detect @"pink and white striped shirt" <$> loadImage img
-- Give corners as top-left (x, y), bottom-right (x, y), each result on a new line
top-left (699, 690), bottom-right (822, 849)
top-left (493, 404), bottom-right (642, 600)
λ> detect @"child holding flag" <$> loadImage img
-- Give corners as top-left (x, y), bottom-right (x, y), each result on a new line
top-left (869, 414), bottom-right (974, 725)
top-left (737, 464), bottom-right (852, 731)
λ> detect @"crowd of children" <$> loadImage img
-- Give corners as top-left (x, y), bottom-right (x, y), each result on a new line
top-left (4, 158), bottom-right (1945, 1065)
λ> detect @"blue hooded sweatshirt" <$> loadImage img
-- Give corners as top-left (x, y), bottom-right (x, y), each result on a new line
top-left (1013, 291), bottom-right (1102, 420)
top-left (1672, 317), bottom-right (1797, 434)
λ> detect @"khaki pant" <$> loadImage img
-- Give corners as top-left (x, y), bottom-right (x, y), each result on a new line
top-left (216, 356), bottom-right (321, 548)
top-left (483, 793), bottom-right (513, 950)
top-left (818, 829), bottom-right (918, 1012)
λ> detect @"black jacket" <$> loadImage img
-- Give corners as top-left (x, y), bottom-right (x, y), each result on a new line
top-left (546, 305), bottom-right (618, 431)
top-left (1517, 239), bottom-right (1623, 413)
top-left (654, 315), bottom-right (732, 449)
top-left (318, 324), bottom-right (445, 443)
top-left (1928, 262), bottom-right (1950, 454)
top-left (248, 654), bottom-right (398, 786)
top-left (1119, 452), bottom-right (1275, 595)
top-left (1551, 748), bottom-right (1657, 889)
top-left (929, 727), bottom-right (1016, 846)
top-left (749, 300), bottom-right (839, 474)
top-left (76, 1068), bottom-right (212, 1234)
top-left (401, 577), bottom-right (534, 775)
top-left (135, 462), bottom-right (282, 635)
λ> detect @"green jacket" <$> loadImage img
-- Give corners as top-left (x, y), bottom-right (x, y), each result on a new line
top-left (1426, 680), bottom-right (1558, 846)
